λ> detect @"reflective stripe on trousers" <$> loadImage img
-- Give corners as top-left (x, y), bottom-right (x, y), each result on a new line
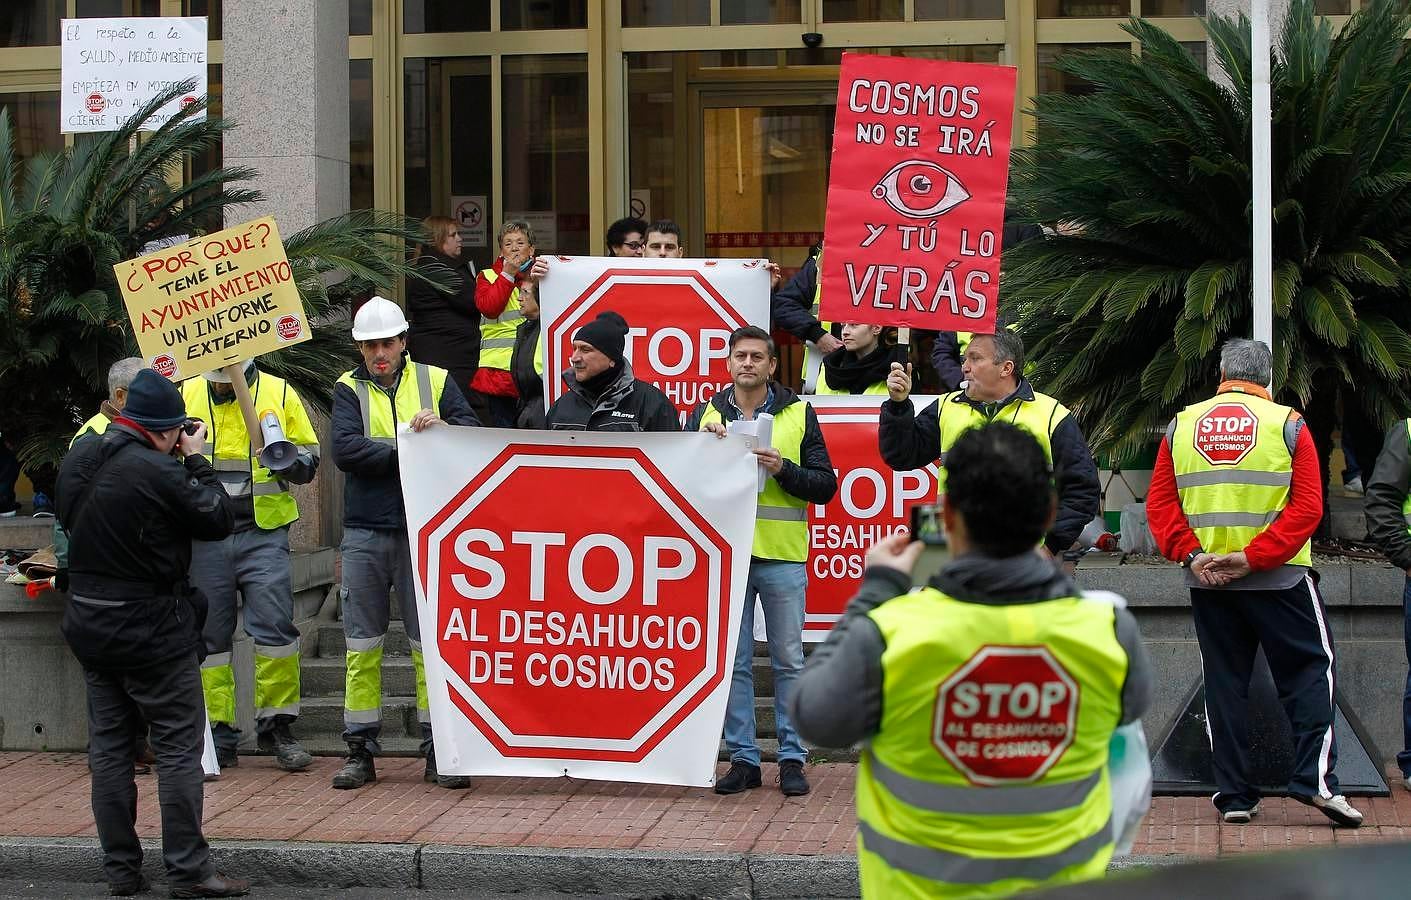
top-left (858, 816), bottom-right (1112, 886)
top-left (200, 651), bottom-right (236, 724)
top-left (253, 641), bottom-right (301, 719)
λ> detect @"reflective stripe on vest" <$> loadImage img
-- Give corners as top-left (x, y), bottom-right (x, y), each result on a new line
top-left (1171, 391), bottom-right (1311, 567)
top-left (479, 268), bottom-right (524, 370)
top-left (181, 373), bottom-right (314, 530)
top-left (857, 587), bottom-right (1124, 896)
top-left (340, 362), bottom-right (445, 452)
top-left (698, 400), bottom-right (810, 561)
top-left (935, 390), bottom-right (1066, 499)
top-left (350, 363), bottom-right (435, 445)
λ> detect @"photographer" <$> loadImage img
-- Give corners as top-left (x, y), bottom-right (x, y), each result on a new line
top-left (57, 369), bottom-right (247, 898)
top-left (791, 422), bottom-right (1150, 898)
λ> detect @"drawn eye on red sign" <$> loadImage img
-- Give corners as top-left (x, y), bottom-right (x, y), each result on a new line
top-left (933, 645), bottom-right (1079, 785)
top-left (1193, 402), bottom-right (1258, 466)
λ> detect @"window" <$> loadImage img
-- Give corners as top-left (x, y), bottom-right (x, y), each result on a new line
top-left (350, 0), bottom-right (372, 35)
top-left (185, 0), bottom-right (221, 41)
top-left (350, 60), bottom-right (373, 212)
top-left (0, 92), bottom-right (62, 169)
top-left (622, 0), bottom-right (709, 25)
top-left (1037, 0), bottom-right (1128, 17)
top-left (822, 0), bottom-right (903, 21)
top-left (502, 0), bottom-right (587, 29)
top-left (916, 0), bottom-right (1007, 18)
top-left (404, 1), bottom-right (490, 33)
top-left (1141, 0), bottom-right (1205, 15)
top-left (721, 0), bottom-right (803, 24)
top-left (502, 55), bottom-right (590, 255)
top-left (1, 1), bottom-right (63, 46)
top-left (1038, 44), bottom-right (1115, 94)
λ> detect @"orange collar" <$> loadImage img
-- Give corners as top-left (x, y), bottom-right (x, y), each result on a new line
top-left (1219, 379), bottom-right (1271, 401)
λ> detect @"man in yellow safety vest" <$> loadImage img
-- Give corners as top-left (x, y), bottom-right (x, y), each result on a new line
top-left (793, 421), bottom-right (1151, 897)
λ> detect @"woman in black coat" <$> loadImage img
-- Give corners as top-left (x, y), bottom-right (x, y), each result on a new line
top-left (406, 216), bottom-right (481, 401)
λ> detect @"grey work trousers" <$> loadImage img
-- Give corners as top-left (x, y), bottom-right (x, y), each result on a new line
top-left (85, 651), bottom-right (213, 889)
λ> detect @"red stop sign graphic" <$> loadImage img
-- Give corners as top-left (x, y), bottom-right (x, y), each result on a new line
top-left (933, 646), bottom-right (1078, 784)
top-left (417, 444), bottom-right (732, 761)
top-left (1193, 402), bottom-right (1258, 465)
top-left (546, 267), bottom-right (756, 418)
top-left (86, 93), bottom-right (105, 113)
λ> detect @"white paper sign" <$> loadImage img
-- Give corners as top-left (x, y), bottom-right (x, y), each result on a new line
top-left (61, 17), bottom-right (208, 134)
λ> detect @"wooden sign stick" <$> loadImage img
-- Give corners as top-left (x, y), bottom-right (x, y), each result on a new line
top-left (223, 362), bottom-right (265, 456)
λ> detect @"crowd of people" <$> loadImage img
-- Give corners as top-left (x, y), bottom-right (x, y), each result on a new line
top-left (47, 211), bottom-right (1400, 898)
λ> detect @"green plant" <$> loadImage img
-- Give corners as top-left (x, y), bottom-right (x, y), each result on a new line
top-left (0, 82), bottom-right (429, 473)
top-left (1006, 0), bottom-right (1411, 459)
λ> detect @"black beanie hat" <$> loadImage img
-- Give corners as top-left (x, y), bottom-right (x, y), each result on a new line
top-left (123, 369), bottom-right (189, 431)
top-left (576, 311), bottom-right (630, 363)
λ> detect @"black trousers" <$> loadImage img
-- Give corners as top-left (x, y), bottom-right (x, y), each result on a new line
top-left (85, 651), bottom-right (212, 887)
top-left (1191, 575), bottom-right (1340, 811)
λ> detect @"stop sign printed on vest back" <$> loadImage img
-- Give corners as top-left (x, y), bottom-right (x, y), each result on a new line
top-left (538, 257), bottom-right (771, 423)
top-left (402, 428), bottom-right (757, 786)
top-left (1194, 402), bottom-right (1259, 465)
top-left (933, 646), bottom-right (1078, 784)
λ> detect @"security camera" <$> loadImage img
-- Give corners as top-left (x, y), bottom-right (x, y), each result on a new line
top-left (802, 32), bottom-right (823, 48)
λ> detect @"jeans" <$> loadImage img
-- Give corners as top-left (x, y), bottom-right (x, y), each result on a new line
top-left (1399, 577), bottom-right (1411, 777)
top-left (722, 560), bottom-right (807, 767)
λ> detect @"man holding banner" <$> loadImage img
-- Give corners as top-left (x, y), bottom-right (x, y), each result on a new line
top-left (689, 326), bottom-right (837, 797)
top-left (880, 330), bottom-right (1099, 561)
top-left (182, 360), bottom-right (321, 772)
top-left (330, 297), bottom-right (481, 790)
top-left (545, 311), bottom-right (680, 433)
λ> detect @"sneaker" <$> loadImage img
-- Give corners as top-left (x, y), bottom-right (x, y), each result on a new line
top-left (778, 759), bottom-right (811, 797)
top-left (331, 742), bottom-right (376, 790)
top-left (1292, 792), bottom-right (1364, 827)
top-left (258, 722), bottom-right (312, 772)
top-left (215, 746), bottom-right (238, 770)
top-left (30, 492), bottom-right (53, 518)
top-left (714, 761), bottom-right (762, 795)
top-left (1221, 802), bottom-right (1261, 824)
top-left (168, 872), bottom-right (250, 897)
top-left (1343, 476), bottom-right (1365, 496)
top-left (424, 747), bottom-right (471, 789)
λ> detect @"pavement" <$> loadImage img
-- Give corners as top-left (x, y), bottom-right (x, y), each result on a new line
top-left (1, 752), bottom-right (1410, 898)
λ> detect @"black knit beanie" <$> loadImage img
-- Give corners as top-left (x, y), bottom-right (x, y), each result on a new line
top-left (575, 311), bottom-right (630, 362)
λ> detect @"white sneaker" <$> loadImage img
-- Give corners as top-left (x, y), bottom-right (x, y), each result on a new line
top-left (1221, 802), bottom-right (1261, 824)
top-left (1343, 476), bottom-right (1364, 495)
top-left (1295, 793), bottom-right (1364, 828)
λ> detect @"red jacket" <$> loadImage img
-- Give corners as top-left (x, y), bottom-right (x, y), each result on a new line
top-left (1147, 381), bottom-right (1321, 571)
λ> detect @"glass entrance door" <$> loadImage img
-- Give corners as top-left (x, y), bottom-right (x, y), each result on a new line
top-left (691, 87), bottom-right (837, 387)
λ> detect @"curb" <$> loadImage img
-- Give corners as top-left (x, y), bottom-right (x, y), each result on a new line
top-left (0, 837), bottom-right (1185, 898)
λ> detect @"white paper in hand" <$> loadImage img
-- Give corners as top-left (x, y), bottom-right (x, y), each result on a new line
top-left (201, 713), bottom-right (220, 777)
top-left (727, 413), bottom-right (774, 492)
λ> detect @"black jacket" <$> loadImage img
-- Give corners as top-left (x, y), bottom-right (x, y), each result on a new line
top-left (331, 358), bottom-right (480, 530)
top-left (685, 384), bottom-right (838, 506)
top-left (771, 254), bottom-right (829, 344)
top-left (791, 552), bottom-right (1151, 749)
top-left (406, 250), bottom-right (480, 383)
top-left (878, 380), bottom-right (1101, 554)
top-left (512, 318), bottom-right (546, 429)
top-left (1366, 420), bottom-right (1411, 570)
top-left (546, 361), bottom-right (681, 433)
top-left (56, 424), bottom-right (233, 668)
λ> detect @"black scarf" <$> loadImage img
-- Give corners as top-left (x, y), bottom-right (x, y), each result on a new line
top-left (821, 343), bottom-right (906, 394)
top-left (578, 360), bottom-right (624, 402)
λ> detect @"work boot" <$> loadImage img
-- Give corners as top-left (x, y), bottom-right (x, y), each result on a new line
top-left (778, 759), bottom-right (811, 797)
top-left (109, 874), bottom-right (150, 896)
top-left (424, 747), bottom-right (471, 790)
top-left (214, 746), bottom-right (238, 770)
top-left (331, 741), bottom-right (376, 790)
top-left (714, 761), bottom-right (762, 795)
top-left (168, 872), bottom-right (250, 897)
top-left (258, 721), bottom-right (313, 772)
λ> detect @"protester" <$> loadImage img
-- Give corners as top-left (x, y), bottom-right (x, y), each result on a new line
top-left (1365, 419), bottom-right (1411, 790)
top-left (57, 369), bottom-right (248, 898)
top-left (792, 422), bottom-right (1150, 897)
top-left (879, 330), bottom-right (1100, 561)
top-left (73, 357), bottom-right (147, 445)
top-left (181, 360), bottom-right (321, 773)
top-left (816, 323), bottom-right (905, 395)
top-left (770, 244), bottom-right (839, 391)
top-left (1146, 338), bottom-right (1361, 827)
top-left (545, 311), bottom-right (679, 432)
top-left (642, 219), bottom-right (685, 258)
top-left (689, 325), bottom-right (837, 797)
top-left (406, 215), bottom-right (481, 404)
top-left (330, 296), bottom-right (481, 790)
top-left (606, 216), bottom-right (648, 257)
top-left (511, 281), bottom-right (546, 428)
top-left (474, 220), bottom-right (535, 427)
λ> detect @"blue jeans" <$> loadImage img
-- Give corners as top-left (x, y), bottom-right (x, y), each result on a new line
top-left (1400, 577), bottom-right (1411, 777)
top-left (723, 560), bottom-right (807, 767)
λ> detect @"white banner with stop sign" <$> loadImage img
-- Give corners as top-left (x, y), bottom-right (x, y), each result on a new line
top-left (400, 427), bottom-right (758, 786)
top-left (537, 256), bottom-right (771, 425)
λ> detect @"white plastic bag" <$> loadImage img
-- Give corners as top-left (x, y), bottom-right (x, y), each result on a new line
top-left (201, 713), bottom-right (220, 778)
top-left (1118, 503), bottom-right (1157, 555)
top-left (1107, 720), bottom-right (1152, 855)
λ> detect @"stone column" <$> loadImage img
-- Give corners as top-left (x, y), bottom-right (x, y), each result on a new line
top-left (221, 0), bottom-right (350, 549)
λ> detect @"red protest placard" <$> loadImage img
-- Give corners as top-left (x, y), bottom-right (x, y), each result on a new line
top-left (804, 395), bottom-right (939, 642)
top-left (819, 53), bottom-right (1017, 332)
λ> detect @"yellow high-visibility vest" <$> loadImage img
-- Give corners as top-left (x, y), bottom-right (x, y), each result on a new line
top-left (479, 267), bottom-right (525, 371)
top-left (698, 400), bottom-right (809, 561)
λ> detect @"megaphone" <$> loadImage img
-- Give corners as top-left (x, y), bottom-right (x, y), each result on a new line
top-left (257, 409), bottom-right (298, 472)
top-left (25, 577), bottom-right (56, 599)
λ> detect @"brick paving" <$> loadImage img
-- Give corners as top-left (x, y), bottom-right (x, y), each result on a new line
top-left (1, 752), bottom-right (1408, 860)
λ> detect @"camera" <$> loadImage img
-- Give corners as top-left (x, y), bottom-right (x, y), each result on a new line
top-left (909, 503), bottom-right (946, 546)
top-left (801, 32), bottom-right (823, 48)
top-left (182, 418), bottom-right (203, 436)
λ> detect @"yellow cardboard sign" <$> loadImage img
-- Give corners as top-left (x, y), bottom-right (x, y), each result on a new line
top-left (115, 216), bottom-right (309, 381)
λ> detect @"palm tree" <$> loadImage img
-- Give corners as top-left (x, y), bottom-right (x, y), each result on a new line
top-left (0, 81), bottom-right (428, 477)
top-left (1006, 0), bottom-right (1411, 461)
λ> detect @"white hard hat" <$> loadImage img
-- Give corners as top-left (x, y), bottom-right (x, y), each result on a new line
top-left (202, 360), bottom-right (256, 384)
top-left (352, 296), bottom-right (410, 341)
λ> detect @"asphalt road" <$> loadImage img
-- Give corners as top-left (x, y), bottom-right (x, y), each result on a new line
top-left (0, 883), bottom-right (652, 900)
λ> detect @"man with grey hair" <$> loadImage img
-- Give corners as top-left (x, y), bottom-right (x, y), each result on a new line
top-left (1146, 338), bottom-right (1361, 827)
top-left (73, 357), bottom-right (147, 446)
top-left (880, 330), bottom-right (1101, 563)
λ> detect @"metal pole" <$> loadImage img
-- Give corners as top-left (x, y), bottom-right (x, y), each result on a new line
top-left (1251, 0), bottom-right (1274, 376)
